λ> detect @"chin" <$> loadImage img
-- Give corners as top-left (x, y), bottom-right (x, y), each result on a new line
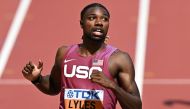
top-left (84, 34), bottom-right (105, 42)
top-left (90, 36), bottom-right (105, 42)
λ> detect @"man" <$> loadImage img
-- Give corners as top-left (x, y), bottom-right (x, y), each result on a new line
top-left (22, 3), bottom-right (142, 109)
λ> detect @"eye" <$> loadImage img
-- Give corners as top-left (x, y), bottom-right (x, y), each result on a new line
top-left (88, 16), bottom-right (96, 21)
top-left (102, 17), bottom-right (109, 22)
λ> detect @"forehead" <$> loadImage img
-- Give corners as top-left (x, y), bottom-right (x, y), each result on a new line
top-left (84, 7), bottom-right (109, 17)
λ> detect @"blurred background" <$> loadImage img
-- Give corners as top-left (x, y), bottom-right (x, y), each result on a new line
top-left (1, 0), bottom-right (190, 109)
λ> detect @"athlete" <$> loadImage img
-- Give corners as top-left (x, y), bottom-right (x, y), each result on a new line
top-left (22, 3), bottom-right (142, 109)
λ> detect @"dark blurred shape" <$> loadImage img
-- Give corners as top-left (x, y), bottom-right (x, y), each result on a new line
top-left (164, 99), bottom-right (190, 106)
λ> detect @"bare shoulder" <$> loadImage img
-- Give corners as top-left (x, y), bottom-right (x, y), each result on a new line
top-left (110, 50), bottom-right (134, 69)
top-left (109, 50), bottom-right (134, 77)
top-left (55, 45), bottom-right (69, 66)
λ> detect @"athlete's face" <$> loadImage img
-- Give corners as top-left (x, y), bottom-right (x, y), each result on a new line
top-left (81, 7), bottom-right (109, 41)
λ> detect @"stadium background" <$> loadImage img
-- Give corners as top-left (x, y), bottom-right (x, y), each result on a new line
top-left (1, 0), bottom-right (190, 109)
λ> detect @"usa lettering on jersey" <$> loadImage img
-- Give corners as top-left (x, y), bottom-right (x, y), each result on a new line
top-left (64, 65), bottom-right (102, 79)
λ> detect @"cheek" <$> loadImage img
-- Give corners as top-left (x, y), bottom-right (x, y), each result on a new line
top-left (85, 21), bottom-right (94, 29)
top-left (104, 23), bottom-right (109, 31)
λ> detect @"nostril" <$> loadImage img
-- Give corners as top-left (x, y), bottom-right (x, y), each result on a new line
top-left (95, 22), bottom-right (103, 26)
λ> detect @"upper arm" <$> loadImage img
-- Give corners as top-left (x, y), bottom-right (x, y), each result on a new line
top-left (49, 45), bottom-right (68, 94)
top-left (114, 51), bottom-right (141, 97)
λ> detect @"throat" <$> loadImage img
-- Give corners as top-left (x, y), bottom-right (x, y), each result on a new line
top-left (79, 43), bottom-right (106, 56)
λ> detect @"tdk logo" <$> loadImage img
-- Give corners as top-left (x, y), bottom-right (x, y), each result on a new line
top-left (67, 90), bottom-right (74, 98)
top-left (66, 90), bottom-right (101, 100)
top-left (64, 65), bottom-right (102, 79)
top-left (75, 90), bottom-right (100, 99)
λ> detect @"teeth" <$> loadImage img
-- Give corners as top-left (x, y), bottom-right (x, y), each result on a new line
top-left (93, 29), bottom-right (103, 35)
top-left (95, 29), bottom-right (101, 32)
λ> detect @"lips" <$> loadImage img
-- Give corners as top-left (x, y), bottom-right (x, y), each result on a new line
top-left (92, 28), bottom-right (104, 36)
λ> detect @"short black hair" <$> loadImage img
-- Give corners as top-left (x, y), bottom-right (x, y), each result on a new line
top-left (80, 3), bottom-right (110, 20)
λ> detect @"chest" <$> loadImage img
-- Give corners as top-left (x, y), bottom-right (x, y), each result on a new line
top-left (63, 55), bottom-right (106, 79)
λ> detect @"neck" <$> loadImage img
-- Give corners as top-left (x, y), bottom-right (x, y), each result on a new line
top-left (80, 36), bottom-right (106, 56)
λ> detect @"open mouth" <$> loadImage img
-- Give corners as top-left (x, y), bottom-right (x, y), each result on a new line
top-left (92, 28), bottom-right (103, 36)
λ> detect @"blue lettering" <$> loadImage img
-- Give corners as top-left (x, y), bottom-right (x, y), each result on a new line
top-left (74, 90), bottom-right (82, 98)
top-left (72, 90), bottom-right (100, 100)
top-left (91, 91), bottom-right (100, 99)
top-left (82, 91), bottom-right (91, 99)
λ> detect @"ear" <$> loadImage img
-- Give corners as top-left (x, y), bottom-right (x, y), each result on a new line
top-left (80, 20), bottom-right (83, 28)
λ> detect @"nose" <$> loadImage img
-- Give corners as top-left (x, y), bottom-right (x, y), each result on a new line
top-left (95, 19), bottom-right (103, 27)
